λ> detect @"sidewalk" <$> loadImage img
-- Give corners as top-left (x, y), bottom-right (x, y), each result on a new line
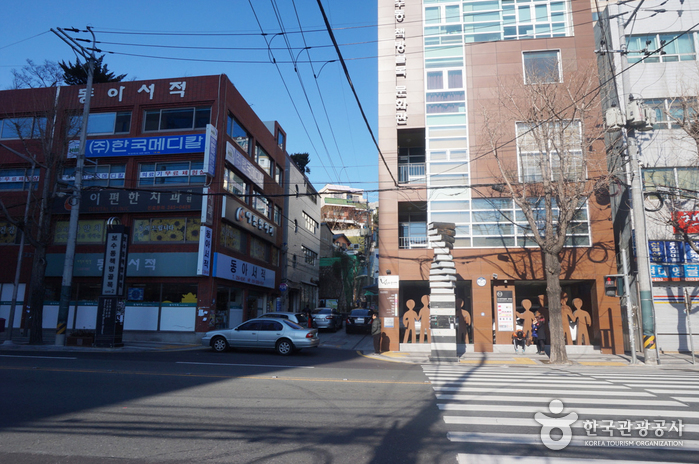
top-left (2, 331), bottom-right (697, 369)
top-left (365, 348), bottom-right (699, 369)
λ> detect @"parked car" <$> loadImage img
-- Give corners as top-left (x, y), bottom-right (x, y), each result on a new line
top-left (202, 317), bottom-right (319, 355)
top-left (312, 307), bottom-right (343, 331)
top-left (345, 308), bottom-right (373, 334)
top-left (259, 311), bottom-right (310, 327)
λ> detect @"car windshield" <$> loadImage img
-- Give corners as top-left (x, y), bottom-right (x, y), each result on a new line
top-left (350, 310), bottom-right (371, 316)
top-left (283, 320), bottom-right (304, 330)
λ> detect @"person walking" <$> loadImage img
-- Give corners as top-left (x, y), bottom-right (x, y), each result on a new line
top-left (533, 311), bottom-right (547, 355)
top-left (371, 311), bottom-right (382, 354)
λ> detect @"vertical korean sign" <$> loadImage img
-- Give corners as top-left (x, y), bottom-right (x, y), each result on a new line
top-left (101, 225), bottom-right (129, 296)
top-left (97, 224), bottom-right (129, 347)
top-left (203, 124), bottom-right (218, 177)
top-left (197, 226), bottom-right (213, 276)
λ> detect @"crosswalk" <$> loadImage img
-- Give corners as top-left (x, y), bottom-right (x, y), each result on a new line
top-left (421, 365), bottom-right (699, 464)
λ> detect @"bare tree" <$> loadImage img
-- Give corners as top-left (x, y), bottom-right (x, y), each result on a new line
top-left (481, 64), bottom-right (613, 364)
top-left (1, 63), bottom-right (80, 343)
top-left (10, 59), bottom-right (64, 89)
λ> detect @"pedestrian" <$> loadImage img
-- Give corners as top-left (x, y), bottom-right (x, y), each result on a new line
top-left (533, 311), bottom-right (547, 355)
top-left (304, 305), bottom-right (312, 328)
top-left (371, 311), bottom-right (382, 354)
top-left (512, 328), bottom-right (526, 354)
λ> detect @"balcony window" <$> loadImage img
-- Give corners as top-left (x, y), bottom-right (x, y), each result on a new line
top-left (398, 205), bottom-right (427, 249)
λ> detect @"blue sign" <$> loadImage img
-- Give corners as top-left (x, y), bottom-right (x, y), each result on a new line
top-left (685, 264), bottom-right (699, 280)
top-left (664, 241), bottom-right (684, 264)
top-left (648, 240), bottom-right (665, 263)
top-left (650, 264), bottom-right (669, 280)
top-left (68, 134), bottom-right (206, 158)
top-left (685, 243), bottom-right (699, 263)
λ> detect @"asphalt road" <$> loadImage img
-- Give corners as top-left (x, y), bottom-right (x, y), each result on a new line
top-left (0, 346), bottom-right (459, 464)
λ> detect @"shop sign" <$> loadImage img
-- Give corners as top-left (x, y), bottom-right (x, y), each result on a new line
top-left (101, 225), bottom-right (129, 297)
top-left (76, 80), bottom-right (188, 104)
top-left (212, 252), bottom-right (275, 289)
top-left (68, 134), bottom-right (205, 158)
top-left (226, 141), bottom-right (264, 188)
top-left (222, 197), bottom-right (276, 241)
top-left (496, 290), bottom-right (514, 332)
top-left (203, 124), bottom-right (217, 177)
top-left (53, 188), bottom-right (203, 214)
top-left (46, 252), bottom-right (199, 277)
top-left (197, 226), bottom-right (213, 276)
top-left (673, 210), bottom-right (699, 234)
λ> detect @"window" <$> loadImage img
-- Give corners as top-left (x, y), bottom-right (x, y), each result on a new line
top-left (292, 254), bottom-right (297, 268)
top-left (294, 219), bottom-right (299, 233)
top-left (523, 50), bottom-right (561, 84)
top-left (426, 70), bottom-right (463, 90)
top-left (227, 115), bottom-right (251, 154)
top-left (252, 193), bottom-right (270, 218)
top-left (54, 219), bottom-right (106, 244)
top-left (139, 161), bottom-right (205, 186)
top-left (144, 107), bottom-right (210, 132)
top-left (275, 164), bottom-right (283, 185)
top-left (277, 131), bottom-right (285, 150)
top-left (303, 212), bottom-right (318, 234)
top-left (132, 217), bottom-right (201, 243)
top-left (255, 144), bottom-right (272, 176)
top-left (0, 117), bottom-right (46, 139)
top-left (223, 167), bottom-right (248, 200)
top-left (0, 220), bottom-right (20, 245)
top-left (0, 168), bottom-right (39, 190)
top-left (644, 167), bottom-right (699, 193)
top-left (303, 246), bottom-right (318, 266)
top-left (274, 205), bottom-right (282, 225)
top-left (627, 33), bottom-right (696, 64)
top-left (516, 121), bottom-right (583, 182)
top-left (250, 236), bottom-right (269, 262)
top-left (644, 98), bottom-right (695, 130)
top-left (62, 164), bottom-right (126, 188)
top-left (220, 223), bottom-right (246, 253)
top-left (71, 112), bottom-right (131, 135)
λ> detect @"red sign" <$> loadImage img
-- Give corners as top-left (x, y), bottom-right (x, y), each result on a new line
top-left (673, 211), bottom-right (699, 234)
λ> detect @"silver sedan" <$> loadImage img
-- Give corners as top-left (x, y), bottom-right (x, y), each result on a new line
top-left (202, 317), bottom-right (319, 355)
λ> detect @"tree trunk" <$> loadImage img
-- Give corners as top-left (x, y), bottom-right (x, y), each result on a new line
top-left (545, 251), bottom-right (569, 364)
top-left (28, 246), bottom-right (47, 344)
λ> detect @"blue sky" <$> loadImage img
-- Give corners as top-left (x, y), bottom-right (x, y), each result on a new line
top-left (0, 0), bottom-right (380, 200)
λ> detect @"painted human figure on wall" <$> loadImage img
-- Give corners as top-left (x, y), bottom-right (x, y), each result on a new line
top-left (561, 293), bottom-right (574, 345)
top-left (402, 299), bottom-right (419, 344)
top-left (518, 299), bottom-right (537, 345)
top-left (572, 298), bottom-right (591, 345)
top-left (418, 294), bottom-right (431, 344)
top-left (457, 298), bottom-right (471, 344)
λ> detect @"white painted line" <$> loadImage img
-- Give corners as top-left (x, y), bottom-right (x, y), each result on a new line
top-left (432, 387), bottom-right (652, 396)
top-left (0, 354), bottom-right (77, 360)
top-left (427, 376), bottom-right (609, 384)
top-left (438, 403), bottom-right (699, 418)
top-left (429, 380), bottom-right (628, 389)
top-left (646, 389), bottom-right (699, 395)
top-left (457, 453), bottom-right (690, 464)
top-left (435, 394), bottom-right (686, 407)
top-left (444, 416), bottom-right (699, 432)
top-left (448, 432), bottom-right (699, 450)
top-left (673, 397), bottom-right (699, 403)
top-left (176, 361), bottom-right (314, 369)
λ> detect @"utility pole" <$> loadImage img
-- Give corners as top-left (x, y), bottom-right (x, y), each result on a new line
top-left (51, 26), bottom-right (97, 346)
top-left (616, 14), bottom-right (659, 365)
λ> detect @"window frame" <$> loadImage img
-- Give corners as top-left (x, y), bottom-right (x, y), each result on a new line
top-left (522, 49), bottom-right (562, 84)
top-left (0, 116), bottom-right (46, 140)
top-left (143, 106), bottom-right (210, 132)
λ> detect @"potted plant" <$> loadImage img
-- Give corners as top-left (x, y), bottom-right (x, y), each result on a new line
top-left (66, 329), bottom-right (95, 347)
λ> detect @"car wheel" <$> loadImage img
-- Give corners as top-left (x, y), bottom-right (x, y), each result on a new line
top-left (211, 336), bottom-right (229, 353)
top-left (276, 339), bottom-right (294, 356)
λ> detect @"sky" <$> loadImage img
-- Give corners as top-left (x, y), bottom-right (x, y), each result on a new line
top-left (0, 0), bottom-right (380, 201)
